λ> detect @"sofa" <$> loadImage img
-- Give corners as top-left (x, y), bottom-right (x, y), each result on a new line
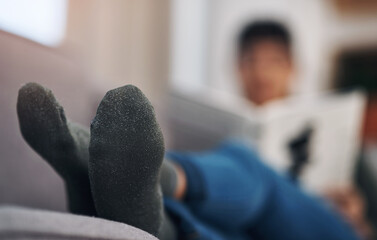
top-left (0, 206), bottom-right (156, 240)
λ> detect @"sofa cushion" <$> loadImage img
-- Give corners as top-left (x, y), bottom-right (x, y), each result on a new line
top-left (0, 206), bottom-right (157, 240)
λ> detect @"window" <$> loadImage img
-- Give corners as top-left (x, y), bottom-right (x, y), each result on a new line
top-left (170, 0), bottom-right (209, 93)
top-left (0, 0), bottom-right (67, 46)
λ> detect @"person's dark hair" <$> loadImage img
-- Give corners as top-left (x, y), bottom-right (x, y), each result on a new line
top-left (237, 20), bottom-right (291, 56)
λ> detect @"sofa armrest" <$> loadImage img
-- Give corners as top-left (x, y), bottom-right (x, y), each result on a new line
top-left (0, 206), bottom-right (157, 240)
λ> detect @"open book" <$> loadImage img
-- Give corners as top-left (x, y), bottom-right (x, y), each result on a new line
top-left (166, 88), bottom-right (366, 192)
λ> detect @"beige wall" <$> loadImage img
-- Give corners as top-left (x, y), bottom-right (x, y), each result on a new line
top-left (62, 0), bottom-right (171, 104)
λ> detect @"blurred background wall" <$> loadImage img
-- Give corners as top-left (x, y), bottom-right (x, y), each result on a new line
top-left (0, 0), bottom-right (376, 211)
top-left (62, 0), bottom-right (170, 103)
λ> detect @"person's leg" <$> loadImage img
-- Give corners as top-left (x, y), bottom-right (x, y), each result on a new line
top-left (89, 85), bottom-right (176, 239)
top-left (160, 159), bottom-right (182, 199)
top-left (167, 141), bottom-right (272, 231)
top-left (17, 83), bottom-right (96, 216)
top-left (168, 140), bottom-right (361, 240)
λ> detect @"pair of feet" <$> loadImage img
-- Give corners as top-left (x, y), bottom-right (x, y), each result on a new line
top-left (17, 83), bottom-right (174, 238)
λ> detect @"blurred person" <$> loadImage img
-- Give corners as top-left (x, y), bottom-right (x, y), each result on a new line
top-left (237, 21), bottom-right (293, 105)
top-left (17, 82), bottom-right (362, 240)
top-left (236, 21), bottom-right (373, 239)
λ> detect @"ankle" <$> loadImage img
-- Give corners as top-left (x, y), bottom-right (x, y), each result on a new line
top-left (173, 162), bottom-right (187, 200)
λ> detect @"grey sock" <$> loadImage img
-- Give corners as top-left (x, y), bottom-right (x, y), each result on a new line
top-left (17, 83), bottom-right (96, 216)
top-left (89, 85), bottom-right (176, 239)
top-left (160, 159), bottom-right (178, 198)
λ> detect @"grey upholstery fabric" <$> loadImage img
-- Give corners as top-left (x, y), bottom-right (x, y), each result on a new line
top-left (0, 206), bottom-right (157, 240)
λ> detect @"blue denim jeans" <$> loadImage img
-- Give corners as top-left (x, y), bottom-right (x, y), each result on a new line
top-left (164, 140), bottom-right (360, 240)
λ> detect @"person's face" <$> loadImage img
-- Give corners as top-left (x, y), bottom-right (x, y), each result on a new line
top-left (238, 39), bottom-right (293, 105)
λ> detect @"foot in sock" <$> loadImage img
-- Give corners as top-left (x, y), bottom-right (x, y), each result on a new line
top-left (17, 82), bottom-right (96, 216)
top-left (160, 159), bottom-right (179, 198)
top-left (89, 85), bottom-right (176, 239)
